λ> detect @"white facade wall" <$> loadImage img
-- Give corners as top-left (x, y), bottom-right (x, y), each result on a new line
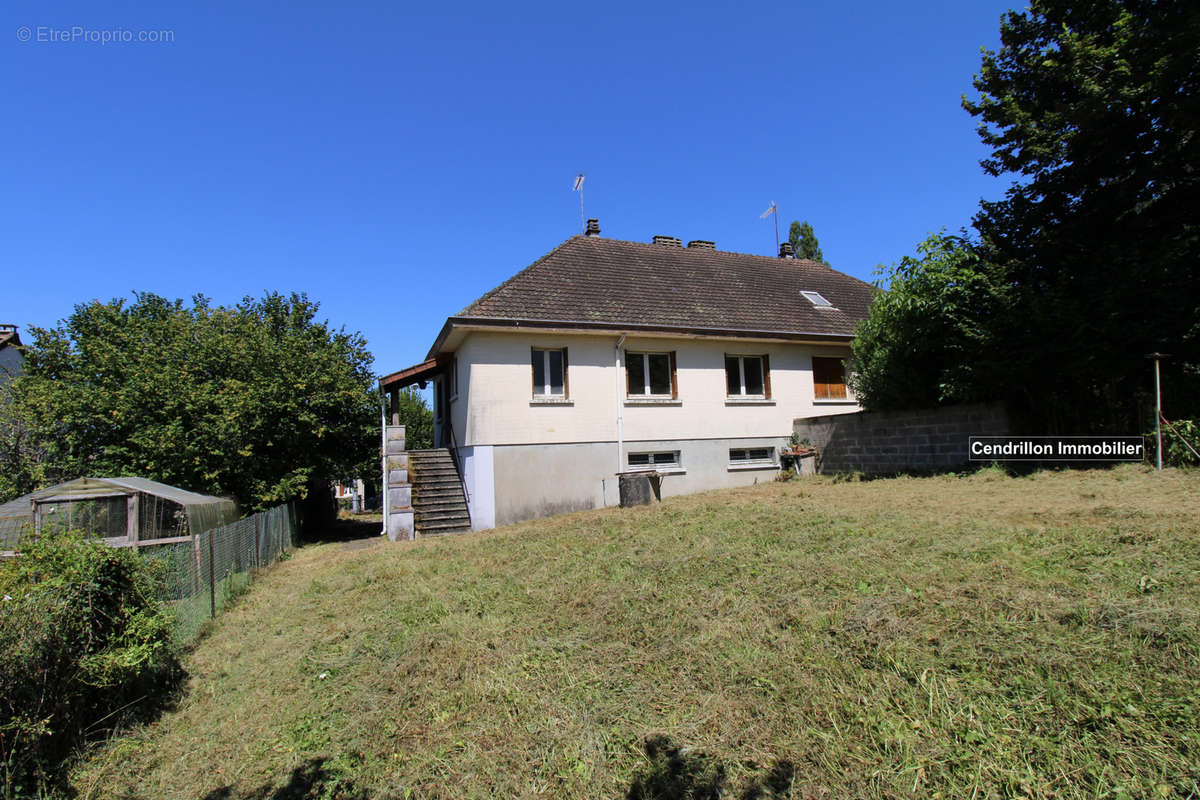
top-left (445, 329), bottom-right (859, 529)
top-left (450, 330), bottom-right (857, 447)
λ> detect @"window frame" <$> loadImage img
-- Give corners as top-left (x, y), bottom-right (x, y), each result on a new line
top-left (531, 347), bottom-right (569, 399)
top-left (724, 353), bottom-right (772, 398)
top-left (812, 355), bottom-right (849, 402)
top-left (626, 450), bottom-right (681, 472)
top-left (624, 350), bottom-right (678, 399)
top-left (728, 446), bottom-right (777, 469)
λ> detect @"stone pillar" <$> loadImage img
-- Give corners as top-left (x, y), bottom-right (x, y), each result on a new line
top-left (384, 424), bottom-right (414, 541)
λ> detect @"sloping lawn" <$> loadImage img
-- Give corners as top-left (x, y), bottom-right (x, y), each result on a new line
top-left (74, 466), bottom-right (1200, 799)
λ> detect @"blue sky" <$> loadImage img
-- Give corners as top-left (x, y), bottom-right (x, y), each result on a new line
top-left (4, 1), bottom-right (1019, 375)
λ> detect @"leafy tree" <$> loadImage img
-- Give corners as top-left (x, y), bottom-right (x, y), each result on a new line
top-left (849, 233), bottom-right (1009, 410)
top-left (391, 387), bottom-right (433, 450)
top-left (853, 0), bottom-right (1199, 431)
top-left (9, 292), bottom-right (377, 509)
top-left (788, 220), bottom-right (826, 263)
top-left (962, 0), bottom-right (1200, 430)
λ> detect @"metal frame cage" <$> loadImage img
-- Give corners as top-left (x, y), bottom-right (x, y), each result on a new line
top-left (0, 477), bottom-right (239, 550)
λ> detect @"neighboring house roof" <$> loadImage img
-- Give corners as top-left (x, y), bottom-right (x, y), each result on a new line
top-left (425, 235), bottom-right (878, 359)
top-left (0, 328), bottom-right (18, 350)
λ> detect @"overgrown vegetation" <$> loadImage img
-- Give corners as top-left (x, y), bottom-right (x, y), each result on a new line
top-left (0, 292), bottom-right (377, 509)
top-left (391, 386), bottom-right (434, 451)
top-left (851, 0), bottom-right (1200, 432)
top-left (0, 530), bottom-right (179, 797)
top-left (74, 467), bottom-right (1200, 799)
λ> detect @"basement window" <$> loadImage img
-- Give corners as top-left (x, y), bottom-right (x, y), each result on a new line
top-left (729, 447), bottom-right (775, 466)
top-left (627, 451), bottom-right (680, 470)
top-left (801, 291), bottom-right (835, 308)
top-left (531, 348), bottom-right (568, 397)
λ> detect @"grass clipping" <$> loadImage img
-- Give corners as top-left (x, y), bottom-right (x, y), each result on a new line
top-left (75, 465), bottom-right (1200, 799)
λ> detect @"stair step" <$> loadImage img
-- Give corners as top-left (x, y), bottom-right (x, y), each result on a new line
top-left (413, 488), bottom-right (465, 497)
top-left (416, 513), bottom-right (470, 525)
top-left (414, 498), bottom-right (467, 509)
top-left (418, 522), bottom-right (472, 535)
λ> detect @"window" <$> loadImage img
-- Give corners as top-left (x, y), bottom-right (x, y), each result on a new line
top-left (725, 354), bottom-right (771, 397)
top-left (801, 290), bottom-right (835, 308)
top-left (627, 451), bottom-right (679, 470)
top-left (729, 447), bottom-right (775, 464)
top-left (812, 356), bottom-right (847, 400)
top-left (626, 351), bottom-right (677, 397)
top-left (531, 348), bottom-right (568, 397)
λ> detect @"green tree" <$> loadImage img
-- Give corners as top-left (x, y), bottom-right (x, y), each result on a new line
top-left (9, 292), bottom-right (378, 509)
top-left (963, 0), bottom-right (1200, 430)
top-left (849, 233), bottom-right (1009, 410)
top-left (852, 0), bottom-right (1199, 430)
top-left (391, 387), bottom-right (433, 450)
top-left (788, 220), bottom-right (826, 263)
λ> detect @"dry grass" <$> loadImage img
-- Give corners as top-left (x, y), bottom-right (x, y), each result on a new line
top-left (74, 465), bottom-right (1200, 799)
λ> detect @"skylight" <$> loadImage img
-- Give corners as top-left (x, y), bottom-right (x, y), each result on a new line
top-left (801, 291), bottom-right (835, 308)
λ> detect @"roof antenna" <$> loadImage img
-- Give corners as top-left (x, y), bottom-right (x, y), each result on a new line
top-left (760, 201), bottom-right (779, 254)
top-left (573, 174), bottom-right (586, 233)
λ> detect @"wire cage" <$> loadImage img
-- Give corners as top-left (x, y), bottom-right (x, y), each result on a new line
top-left (0, 477), bottom-right (238, 550)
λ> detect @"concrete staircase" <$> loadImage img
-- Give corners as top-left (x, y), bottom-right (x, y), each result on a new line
top-left (409, 449), bottom-right (472, 535)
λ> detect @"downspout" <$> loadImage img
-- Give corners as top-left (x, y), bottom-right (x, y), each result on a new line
top-left (615, 333), bottom-right (626, 474)
top-left (380, 391), bottom-right (388, 537)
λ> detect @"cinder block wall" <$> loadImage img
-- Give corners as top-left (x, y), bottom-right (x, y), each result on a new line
top-left (793, 402), bottom-right (1009, 474)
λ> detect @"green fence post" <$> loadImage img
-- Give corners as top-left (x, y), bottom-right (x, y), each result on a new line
top-left (208, 530), bottom-right (216, 619)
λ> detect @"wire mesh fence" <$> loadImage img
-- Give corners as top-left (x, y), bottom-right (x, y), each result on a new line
top-left (141, 503), bottom-right (297, 645)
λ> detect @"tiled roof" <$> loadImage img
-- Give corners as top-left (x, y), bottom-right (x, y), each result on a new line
top-left (0, 329), bottom-right (18, 349)
top-left (453, 235), bottom-right (878, 339)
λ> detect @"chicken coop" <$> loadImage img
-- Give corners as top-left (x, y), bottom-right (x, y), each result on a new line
top-left (0, 477), bottom-right (238, 551)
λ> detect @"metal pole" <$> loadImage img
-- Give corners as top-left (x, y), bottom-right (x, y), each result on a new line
top-left (207, 531), bottom-right (216, 619)
top-left (1155, 356), bottom-right (1163, 470)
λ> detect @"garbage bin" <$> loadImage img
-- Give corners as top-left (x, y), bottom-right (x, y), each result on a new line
top-left (617, 471), bottom-right (662, 507)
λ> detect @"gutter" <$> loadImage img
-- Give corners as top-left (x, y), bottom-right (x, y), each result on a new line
top-left (425, 316), bottom-right (855, 359)
top-left (615, 333), bottom-right (626, 475)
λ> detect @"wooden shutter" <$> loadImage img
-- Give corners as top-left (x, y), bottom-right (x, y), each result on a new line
top-left (669, 352), bottom-right (678, 399)
top-left (813, 356), bottom-right (846, 400)
top-left (762, 354), bottom-right (772, 399)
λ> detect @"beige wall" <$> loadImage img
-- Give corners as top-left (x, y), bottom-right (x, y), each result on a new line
top-left (450, 329), bottom-right (858, 447)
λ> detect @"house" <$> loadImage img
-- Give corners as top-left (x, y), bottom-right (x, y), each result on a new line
top-left (0, 324), bottom-right (23, 384)
top-left (380, 222), bottom-right (876, 536)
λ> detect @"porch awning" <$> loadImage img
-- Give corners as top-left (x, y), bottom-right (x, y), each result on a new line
top-left (380, 356), bottom-right (447, 391)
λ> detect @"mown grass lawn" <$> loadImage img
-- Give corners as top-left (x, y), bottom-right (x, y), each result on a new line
top-left (74, 466), bottom-right (1199, 799)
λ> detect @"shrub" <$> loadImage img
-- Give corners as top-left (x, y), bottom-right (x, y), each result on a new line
top-left (0, 530), bottom-right (179, 797)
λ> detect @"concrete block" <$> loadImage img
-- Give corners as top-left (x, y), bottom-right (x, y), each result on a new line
top-left (386, 453), bottom-right (409, 469)
top-left (386, 425), bottom-right (406, 441)
top-left (386, 509), bottom-right (414, 542)
top-left (388, 468), bottom-right (409, 484)
top-left (385, 438), bottom-right (407, 456)
top-left (388, 486), bottom-right (411, 509)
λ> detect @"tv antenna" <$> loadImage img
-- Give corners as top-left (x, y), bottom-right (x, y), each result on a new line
top-left (760, 201), bottom-right (779, 254)
top-left (573, 174), bottom-right (586, 233)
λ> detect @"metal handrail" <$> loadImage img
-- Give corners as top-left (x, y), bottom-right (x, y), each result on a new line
top-left (443, 419), bottom-right (473, 521)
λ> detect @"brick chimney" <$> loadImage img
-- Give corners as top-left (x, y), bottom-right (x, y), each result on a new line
top-left (585, 218), bottom-right (601, 236)
top-left (779, 242), bottom-right (795, 259)
top-left (651, 235), bottom-right (682, 247)
top-left (687, 240), bottom-right (715, 250)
